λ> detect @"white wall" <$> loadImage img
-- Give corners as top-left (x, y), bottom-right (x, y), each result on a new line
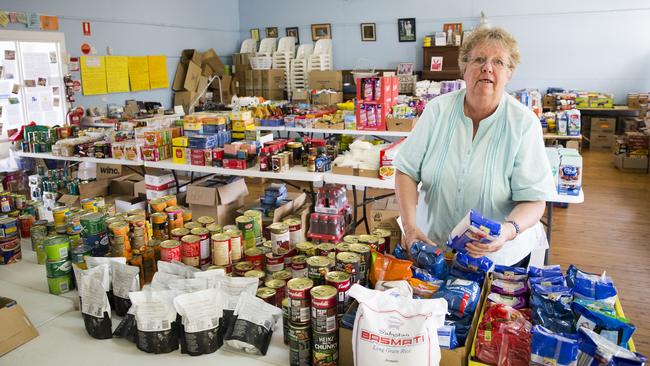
top-left (1, 0), bottom-right (241, 108)
top-left (238, 0), bottom-right (650, 102)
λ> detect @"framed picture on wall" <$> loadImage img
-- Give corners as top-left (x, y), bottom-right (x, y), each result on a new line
top-left (266, 27), bottom-right (278, 38)
top-left (286, 27), bottom-right (300, 44)
top-left (360, 23), bottom-right (376, 41)
top-left (311, 23), bottom-right (331, 41)
top-left (397, 62), bottom-right (415, 75)
top-left (250, 28), bottom-right (260, 42)
top-left (398, 18), bottom-right (416, 42)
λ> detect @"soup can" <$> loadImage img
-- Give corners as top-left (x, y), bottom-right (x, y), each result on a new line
top-left (256, 287), bottom-right (277, 305)
top-left (245, 247), bottom-right (264, 271)
top-left (191, 227), bottom-right (211, 266)
top-left (291, 255), bottom-right (308, 279)
top-left (269, 223), bottom-right (290, 254)
top-left (265, 279), bottom-right (287, 307)
top-left (211, 233), bottom-right (231, 266)
top-left (225, 229), bottom-right (243, 263)
top-left (283, 218), bottom-right (303, 247)
top-left (44, 235), bottom-right (70, 261)
top-left (335, 252), bottom-right (362, 285)
top-left (160, 240), bottom-right (181, 262)
top-left (307, 256), bottom-right (333, 286)
top-left (171, 228), bottom-right (190, 242)
top-left (287, 277), bottom-right (314, 325)
top-left (244, 270), bottom-right (266, 287)
top-left (350, 243), bottom-right (371, 286)
top-left (296, 241), bottom-right (316, 257)
top-left (325, 271), bottom-right (352, 316)
top-left (197, 216), bottom-right (215, 227)
top-left (233, 261), bottom-right (255, 277)
top-left (236, 215), bottom-right (256, 250)
top-left (180, 234), bottom-right (201, 267)
top-left (310, 285), bottom-right (338, 333)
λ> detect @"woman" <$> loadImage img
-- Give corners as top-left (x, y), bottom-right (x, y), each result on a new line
top-left (394, 27), bottom-right (555, 267)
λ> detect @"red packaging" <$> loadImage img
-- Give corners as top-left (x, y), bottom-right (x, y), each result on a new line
top-left (475, 304), bottom-right (532, 366)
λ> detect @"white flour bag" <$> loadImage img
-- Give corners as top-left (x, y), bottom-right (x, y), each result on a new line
top-left (348, 284), bottom-right (447, 366)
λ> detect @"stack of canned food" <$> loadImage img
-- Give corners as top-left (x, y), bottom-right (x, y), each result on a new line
top-left (44, 234), bottom-right (73, 294)
top-left (0, 217), bottom-right (21, 265)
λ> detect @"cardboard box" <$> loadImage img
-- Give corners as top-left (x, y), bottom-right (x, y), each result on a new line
top-left (591, 117), bottom-right (616, 133)
top-left (386, 117), bottom-right (418, 132)
top-left (186, 177), bottom-right (249, 225)
top-left (145, 171), bottom-right (175, 186)
top-left (332, 165), bottom-right (355, 176)
top-left (233, 52), bottom-right (253, 66)
top-left (114, 195), bottom-right (147, 213)
top-left (590, 132), bottom-right (615, 151)
top-left (202, 48), bottom-right (225, 77)
top-left (311, 92), bottom-right (343, 105)
top-left (613, 154), bottom-right (648, 171)
top-left (263, 89), bottom-right (284, 100)
top-left (172, 62), bottom-right (188, 91)
top-left (181, 49), bottom-right (202, 65)
top-left (240, 192), bottom-right (307, 224)
top-left (79, 179), bottom-right (110, 199)
top-left (196, 76), bottom-right (209, 95)
top-left (261, 69), bottom-right (286, 90)
top-left (369, 197), bottom-right (401, 253)
top-left (95, 163), bottom-right (123, 180)
top-left (184, 61), bottom-right (202, 92)
top-left (110, 174), bottom-right (144, 197)
top-left (201, 63), bottom-right (214, 78)
top-left (58, 194), bottom-right (80, 207)
top-left (309, 70), bottom-right (343, 90)
top-left (356, 168), bottom-right (378, 178)
top-left (292, 89), bottom-right (310, 102)
top-left (0, 298), bottom-right (38, 357)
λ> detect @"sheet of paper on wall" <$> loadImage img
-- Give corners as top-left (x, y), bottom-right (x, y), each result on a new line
top-left (40, 92), bottom-right (54, 112)
top-left (0, 80), bottom-right (12, 98)
top-left (28, 13), bottom-right (40, 29)
top-left (105, 56), bottom-right (130, 93)
top-left (23, 52), bottom-right (51, 80)
top-left (5, 103), bottom-right (22, 129)
top-left (3, 60), bottom-right (16, 79)
top-left (128, 56), bottom-right (150, 91)
top-left (80, 56), bottom-right (107, 95)
top-left (39, 15), bottom-right (59, 31)
top-left (148, 55), bottom-right (169, 89)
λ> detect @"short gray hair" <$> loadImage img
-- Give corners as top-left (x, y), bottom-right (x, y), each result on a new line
top-left (458, 26), bottom-right (521, 75)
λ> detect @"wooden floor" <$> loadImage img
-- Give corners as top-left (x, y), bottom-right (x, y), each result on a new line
top-left (550, 150), bottom-right (650, 354)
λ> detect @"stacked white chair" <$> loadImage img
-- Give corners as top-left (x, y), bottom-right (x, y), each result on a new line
top-left (257, 38), bottom-right (278, 57)
top-left (290, 44), bottom-right (314, 93)
top-left (307, 39), bottom-right (333, 73)
top-left (240, 39), bottom-right (257, 54)
top-left (272, 37), bottom-right (296, 93)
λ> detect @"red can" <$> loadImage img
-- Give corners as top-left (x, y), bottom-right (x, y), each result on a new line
top-left (283, 248), bottom-right (296, 267)
top-left (160, 240), bottom-right (181, 262)
top-left (265, 279), bottom-right (287, 307)
top-left (325, 271), bottom-right (352, 316)
top-left (310, 285), bottom-right (338, 333)
top-left (18, 215), bottom-right (35, 238)
top-left (245, 247), bottom-right (264, 271)
top-left (191, 227), bottom-right (211, 266)
top-left (265, 252), bottom-right (285, 274)
top-left (180, 234), bottom-right (201, 267)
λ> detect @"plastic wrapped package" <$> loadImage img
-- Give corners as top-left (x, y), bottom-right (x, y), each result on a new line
top-left (111, 262), bottom-right (140, 317)
top-left (529, 275), bottom-right (567, 288)
top-left (392, 243), bottom-right (408, 260)
top-left (407, 277), bottom-right (442, 299)
top-left (492, 265), bottom-right (528, 281)
top-left (130, 289), bottom-right (181, 354)
top-left (487, 292), bottom-right (528, 309)
top-left (369, 251), bottom-right (412, 286)
top-left (224, 292), bottom-right (282, 355)
top-left (432, 278), bottom-right (481, 318)
top-left (446, 209), bottom-right (501, 253)
top-left (373, 280), bottom-right (414, 298)
top-left (412, 267), bottom-right (443, 283)
top-left (78, 265), bottom-right (112, 340)
top-left (577, 327), bottom-right (647, 366)
top-left (212, 276), bottom-right (259, 342)
top-left (566, 265), bottom-right (617, 305)
top-left (491, 278), bottom-right (529, 297)
top-left (530, 284), bottom-right (575, 334)
top-left (349, 284), bottom-right (447, 366)
top-left (409, 241), bottom-right (449, 279)
top-left (113, 304), bottom-right (137, 342)
top-left (572, 301), bottom-right (636, 348)
top-left (449, 252), bottom-right (492, 283)
top-left (475, 304), bottom-right (533, 366)
top-left (192, 268), bottom-right (226, 288)
top-left (447, 312), bottom-right (473, 347)
top-left (530, 325), bottom-right (579, 366)
top-left (168, 278), bottom-right (209, 293)
top-left (528, 265), bottom-right (563, 278)
top-left (85, 256), bottom-right (127, 310)
top-left (174, 289), bottom-right (223, 356)
top-left (438, 321), bottom-right (459, 349)
top-left (157, 260), bottom-right (200, 278)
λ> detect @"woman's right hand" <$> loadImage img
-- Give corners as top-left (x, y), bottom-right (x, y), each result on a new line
top-left (402, 227), bottom-right (437, 254)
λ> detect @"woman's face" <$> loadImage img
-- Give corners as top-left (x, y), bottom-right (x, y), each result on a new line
top-left (464, 41), bottom-right (513, 100)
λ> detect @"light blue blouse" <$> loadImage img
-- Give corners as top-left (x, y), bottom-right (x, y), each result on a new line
top-left (394, 88), bottom-right (556, 265)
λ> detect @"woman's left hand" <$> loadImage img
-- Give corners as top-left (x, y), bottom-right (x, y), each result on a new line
top-left (465, 223), bottom-right (516, 258)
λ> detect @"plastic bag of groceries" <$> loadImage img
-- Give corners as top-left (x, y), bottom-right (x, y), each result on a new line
top-left (348, 284), bottom-right (447, 366)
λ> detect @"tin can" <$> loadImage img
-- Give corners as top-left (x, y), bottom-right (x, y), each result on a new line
top-left (224, 229), bottom-right (243, 263)
top-left (44, 235), bottom-right (69, 261)
top-left (80, 212), bottom-right (106, 235)
top-left (180, 234), bottom-right (201, 267)
top-left (162, 194), bottom-right (177, 208)
top-left (171, 228), bottom-right (190, 242)
top-left (184, 222), bottom-right (201, 231)
top-left (149, 198), bottom-right (167, 213)
top-left (236, 215), bottom-right (256, 250)
top-left (296, 241), bottom-right (316, 257)
top-left (316, 243), bottom-right (335, 257)
top-left (325, 271), bottom-right (352, 316)
top-left (151, 212), bottom-right (168, 240)
top-left (265, 279), bottom-right (286, 307)
top-left (160, 240), bottom-right (181, 262)
top-left (291, 255), bottom-right (308, 278)
top-left (52, 207), bottom-right (70, 226)
top-left (165, 205), bottom-right (184, 232)
top-left (335, 242), bottom-right (351, 253)
top-left (47, 274), bottom-right (73, 295)
top-left (311, 285), bottom-right (338, 333)
top-left (66, 214), bottom-right (82, 235)
top-left (283, 218), bottom-right (303, 247)
top-left (205, 223), bottom-right (222, 236)
top-left (371, 228), bottom-right (390, 253)
top-left (211, 233), bottom-right (231, 266)
top-left (197, 216), bottom-right (215, 227)
top-left (282, 298), bottom-right (290, 345)
top-left (46, 259), bottom-right (72, 277)
top-left (243, 210), bottom-right (263, 242)
top-left (273, 269), bottom-right (292, 282)
top-left (0, 217), bottom-right (18, 238)
top-left (256, 287), bottom-right (277, 305)
top-left (182, 209), bottom-right (192, 223)
top-left (287, 278), bottom-right (313, 324)
top-left (269, 222), bottom-right (290, 254)
top-left (289, 323), bottom-right (311, 366)
top-left (245, 247), bottom-right (264, 271)
top-left (335, 252), bottom-right (362, 285)
top-left (14, 194), bottom-right (25, 210)
top-left (265, 252), bottom-right (285, 274)
top-left (312, 331), bottom-right (338, 366)
top-left (244, 270), bottom-right (266, 287)
top-left (233, 261), bottom-right (255, 277)
top-left (222, 225), bottom-right (237, 232)
top-left (0, 238), bottom-right (21, 264)
top-left (307, 256), bottom-right (333, 286)
top-left (191, 228), bottom-right (211, 266)
top-left (342, 235), bottom-right (358, 244)
top-left (30, 223), bottom-right (47, 252)
top-left (85, 232), bottom-right (110, 257)
top-left (350, 243), bottom-right (371, 286)
top-left (70, 245), bottom-right (92, 264)
top-left (18, 215), bottom-right (34, 238)
top-left (81, 198), bottom-right (97, 212)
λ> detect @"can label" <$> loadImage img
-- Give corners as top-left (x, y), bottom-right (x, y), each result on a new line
top-left (271, 230), bottom-right (290, 254)
top-left (288, 324), bottom-right (311, 366)
top-left (212, 237), bottom-right (231, 266)
top-left (287, 222), bottom-right (303, 246)
top-left (246, 252), bottom-right (263, 271)
top-left (197, 234), bottom-right (210, 266)
top-left (45, 259), bottom-right (72, 277)
top-left (161, 245), bottom-right (181, 262)
top-left (311, 299), bottom-right (337, 333)
top-left (326, 274), bottom-right (352, 316)
top-left (229, 234), bottom-right (243, 262)
top-left (312, 331), bottom-right (338, 366)
top-left (265, 252), bottom-right (285, 273)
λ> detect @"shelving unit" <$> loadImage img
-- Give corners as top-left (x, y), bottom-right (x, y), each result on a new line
top-left (15, 151), bottom-right (144, 166)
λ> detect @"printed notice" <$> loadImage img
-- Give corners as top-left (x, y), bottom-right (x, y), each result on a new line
top-left (80, 56), bottom-right (107, 95)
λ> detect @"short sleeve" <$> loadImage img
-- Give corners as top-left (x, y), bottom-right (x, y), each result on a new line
top-left (510, 118), bottom-right (556, 202)
top-left (393, 103), bottom-right (436, 183)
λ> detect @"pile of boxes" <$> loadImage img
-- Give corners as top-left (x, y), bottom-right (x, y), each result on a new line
top-left (612, 132), bottom-right (649, 172)
top-left (355, 76), bottom-right (399, 131)
top-left (144, 171), bottom-right (177, 200)
top-left (232, 53), bottom-right (254, 97)
top-left (588, 117), bottom-right (616, 151)
top-left (244, 69), bottom-right (286, 100)
top-left (137, 127), bottom-right (180, 162)
top-left (230, 110), bottom-right (255, 140)
top-left (308, 71), bottom-right (343, 105)
top-left (222, 141), bottom-right (260, 170)
top-left (173, 49), bottom-right (226, 112)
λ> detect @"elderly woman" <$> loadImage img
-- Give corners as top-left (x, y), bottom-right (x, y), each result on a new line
top-left (394, 27), bottom-right (555, 267)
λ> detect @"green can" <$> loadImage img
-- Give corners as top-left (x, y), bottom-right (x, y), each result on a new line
top-left (243, 210), bottom-right (263, 240)
top-left (47, 274), bottom-right (73, 295)
top-left (70, 245), bottom-right (92, 264)
top-left (36, 244), bottom-right (47, 265)
top-left (312, 331), bottom-right (339, 366)
top-left (236, 215), bottom-right (256, 250)
top-left (30, 223), bottom-right (48, 251)
top-left (46, 259), bottom-right (72, 277)
top-left (80, 212), bottom-right (106, 235)
top-left (44, 235), bottom-right (70, 261)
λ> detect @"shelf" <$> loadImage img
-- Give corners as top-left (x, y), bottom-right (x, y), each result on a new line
top-left (14, 151), bottom-right (144, 166)
top-left (257, 126), bottom-right (410, 137)
top-left (323, 172), bottom-right (395, 190)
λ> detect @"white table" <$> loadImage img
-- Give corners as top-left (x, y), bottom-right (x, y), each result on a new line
top-left (257, 126), bottom-right (410, 139)
top-left (15, 151), bottom-right (144, 167)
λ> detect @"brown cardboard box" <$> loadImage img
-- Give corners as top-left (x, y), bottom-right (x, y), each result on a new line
top-left (311, 92), bottom-right (343, 105)
top-left (57, 194), bottom-right (79, 207)
top-left (79, 179), bottom-right (110, 199)
top-left (308, 70), bottom-right (343, 90)
top-left (252, 88), bottom-right (263, 97)
top-left (110, 173), bottom-right (144, 196)
top-left (613, 154), bottom-right (649, 171)
top-left (356, 168), bottom-right (378, 178)
top-left (386, 117), bottom-right (418, 132)
top-left (234, 63), bottom-right (251, 77)
top-left (590, 132), bottom-right (615, 151)
top-left (172, 62), bottom-right (188, 91)
top-left (202, 48), bottom-right (225, 77)
top-left (233, 52), bottom-right (253, 65)
top-left (201, 63), bottom-right (214, 78)
top-left (261, 70), bottom-right (286, 90)
top-left (332, 165), bottom-right (355, 176)
top-left (263, 89), bottom-right (284, 100)
top-left (181, 49), bottom-right (202, 65)
top-left (369, 197), bottom-right (401, 253)
top-left (186, 177), bottom-right (249, 225)
top-left (0, 298), bottom-right (39, 357)
top-left (196, 76), bottom-right (209, 95)
top-left (240, 192), bottom-right (307, 224)
top-left (174, 91), bottom-right (197, 113)
top-left (184, 61), bottom-right (202, 92)
top-left (95, 163), bottom-right (123, 180)
top-left (252, 70), bottom-right (263, 89)
top-left (244, 70), bottom-right (254, 89)
top-left (543, 94), bottom-right (555, 110)
top-left (292, 89), bottom-right (310, 102)
top-left (591, 117), bottom-right (616, 133)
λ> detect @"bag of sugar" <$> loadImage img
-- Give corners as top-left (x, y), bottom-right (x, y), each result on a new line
top-left (446, 210), bottom-right (501, 253)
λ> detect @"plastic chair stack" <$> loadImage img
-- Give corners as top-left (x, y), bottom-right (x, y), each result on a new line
top-left (307, 39), bottom-right (333, 73)
top-left (272, 37), bottom-right (296, 94)
top-left (256, 38), bottom-right (277, 57)
top-left (289, 44), bottom-right (314, 94)
top-left (240, 39), bottom-right (257, 54)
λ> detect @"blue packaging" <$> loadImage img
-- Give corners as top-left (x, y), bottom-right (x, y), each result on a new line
top-left (572, 301), bottom-right (635, 348)
top-left (393, 244), bottom-right (408, 260)
top-left (566, 264), bottom-right (617, 305)
top-left (412, 267), bottom-right (444, 284)
top-left (492, 264), bottom-right (528, 281)
top-left (437, 321), bottom-right (459, 349)
top-left (432, 278), bottom-right (481, 318)
top-left (577, 327), bottom-right (647, 366)
top-left (528, 265), bottom-right (563, 278)
top-left (530, 284), bottom-right (575, 334)
top-left (530, 325), bottom-right (579, 366)
top-left (446, 209), bottom-right (501, 253)
top-left (448, 252), bottom-right (492, 283)
top-left (410, 241), bottom-right (448, 279)
top-left (529, 275), bottom-right (567, 288)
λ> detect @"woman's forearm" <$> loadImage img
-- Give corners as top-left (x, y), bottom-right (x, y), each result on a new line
top-left (395, 170), bottom-right (419, 232)
top-left (505, 200), bottom-right (546, 238)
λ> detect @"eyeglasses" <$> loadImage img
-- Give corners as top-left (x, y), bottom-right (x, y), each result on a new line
top-left (466, 56), bottom-right (511, 70)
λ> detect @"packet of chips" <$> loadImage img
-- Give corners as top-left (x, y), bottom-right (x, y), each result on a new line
top-left (369, 251), bottom-right (412, 287)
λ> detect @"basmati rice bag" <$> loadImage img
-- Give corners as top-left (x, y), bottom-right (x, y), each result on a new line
top-left (349, 284), bottom-right (447, 366)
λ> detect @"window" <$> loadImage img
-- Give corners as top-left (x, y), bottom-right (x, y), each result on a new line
top-left (0, 30), bottom-right (67, 137)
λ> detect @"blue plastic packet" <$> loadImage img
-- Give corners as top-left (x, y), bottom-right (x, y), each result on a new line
top-left (528, 265), bottom-right (563, 278)
top-left (530, 325), bottom-right (579, 366)
top-left (572, 301), bottom-right (636, 348)
top-left (446, 209), bottom-right (501, 253)
top-left (573, 299), bottom-right (616, 317)
top-left (432, 278), bottom-right (481, 318)
top-left (566, 264), bottom-right (617, 305)
top-left (449, 267), bottom-right (486, 283)
top-left (530, 284), bottom-right (575, 334)
top-left (492, 264), bottom-right (528, 281)
top-left (529, 275), bottom-right (567, 288)
top-left (577, 327), bottom-right (647, 366)
top-left (410, 241), bottom-right (449, 279)
top-left (393, 244), bottom-right (408, 260)
top-left (412, 267), bottom-right (445, 284)
top-left (454, 252), bottom-right (493, 273)
top-left (437, 320), bottom-right (459, 349)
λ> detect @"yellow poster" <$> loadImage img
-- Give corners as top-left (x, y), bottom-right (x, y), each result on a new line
top-left (105, 56), bottom-right (130, 93)
top-left (80, 56), bottom-right (107, 95)
top-left (148, 55), bottom-right (169, 89)
top-left (128, 56), bottom-right (150, 91)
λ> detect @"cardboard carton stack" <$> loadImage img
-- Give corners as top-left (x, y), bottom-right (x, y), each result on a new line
top-left (173, 48), bottom-right (225, 113)
top-left (589, 117), bottom-right (616, 151)
top-left (232, 53), bottom-right (254, 98)
top-left (612, 131), bottom-right (649, 172)
top-left (308, 71), bottom-right (343, 105)
top-left (243, 69), bottom-right (286, 100)
top-left (185, 176), bottom-right (248, 225)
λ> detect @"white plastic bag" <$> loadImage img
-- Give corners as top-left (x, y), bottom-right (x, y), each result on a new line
top-left (349, 284), bottom-right (447, 366)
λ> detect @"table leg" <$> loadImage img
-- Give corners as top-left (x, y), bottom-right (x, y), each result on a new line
top-left (545, 201), bottom-right (553, 265)
top-left (351, 185), bottom-right (358, 234)
top-left (362, 187), bottom-right (370, 234)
